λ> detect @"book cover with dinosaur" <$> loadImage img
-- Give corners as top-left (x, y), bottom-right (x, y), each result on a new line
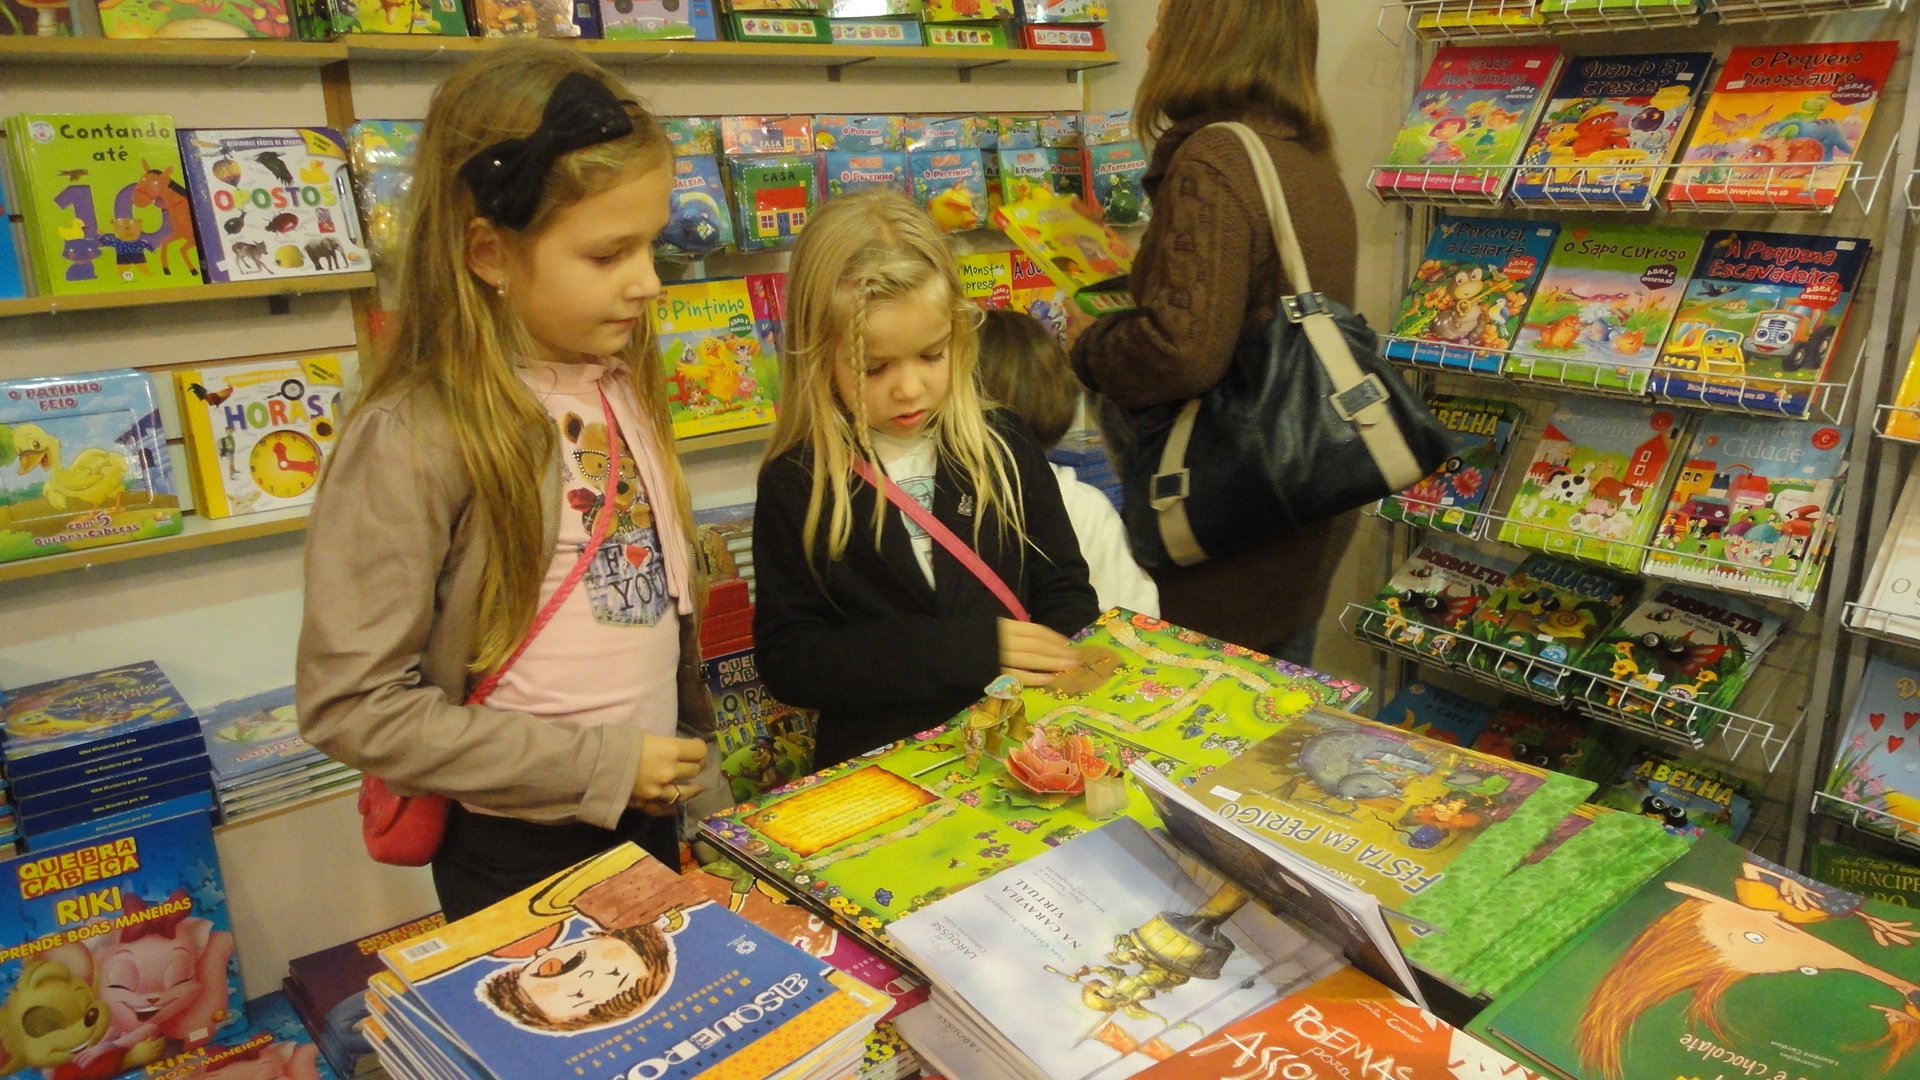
top-left (1511, 52), bottom-right (1712, 209)
top-left (173, 354), bottom-right (346, 519)
top-left (0, 370), bottom-right (183, 565)
top-left (177, 128), bottom-right (368, 284)
top-left (701, 610), bottom-right (1369, 965)
top-left (1378, 394), bottom-right (1524, 538)
top-left (1388, 215), bottom-right (1560, 373)
top-left (654, 277), bottom-right (780, 440)
top-left (1821, 655), bottom-right (1920, 840)
top-left (1472, 835), bottom-right (1920, 1080)
top-left (1651, 229), bottom-right (1871, 418)
top-left (1466, 552), bottom-right (1640, 695)
top-left (4, 114), bottom-right (201, 297)
top-left (1498, 398), bottom-right (1691, 571)
top-left (1669, 41), bottom-right (1899, 210)
top-left (1507, 222), bottom-right (1706, 393)
top-left (1357, 540), bottom-right (1518, 667)
top-left (1376, 44), bottom-right (1563, 199)
top-left (1593, 747), bottom-right (1756, 841)
top-left (1573, 582), bottom-right (1781, 737)
top-left (0, 806), bottom-right (245, 1080)
top-left (1646, 414), bottom-right (1850, 602)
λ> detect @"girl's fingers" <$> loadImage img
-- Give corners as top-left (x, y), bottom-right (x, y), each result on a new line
top-left (1002, 667), bottom-right (1061, 687)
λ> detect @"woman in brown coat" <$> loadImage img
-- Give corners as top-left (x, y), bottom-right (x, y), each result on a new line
top-left (1070, 0), bottom-right (1360, 664)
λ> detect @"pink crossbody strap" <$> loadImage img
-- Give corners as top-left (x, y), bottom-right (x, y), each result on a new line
top-left (851, 457), bottom-right (1030, 623)
top-left (468, 390), bottom-right (624, 705)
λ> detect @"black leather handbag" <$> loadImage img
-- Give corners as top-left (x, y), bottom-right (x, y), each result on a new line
top-left (1112, 123), bottom-right (1451, 571)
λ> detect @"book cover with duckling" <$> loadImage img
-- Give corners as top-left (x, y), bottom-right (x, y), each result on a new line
top-left (0, 805), bottom-right (244, 1080)
top-left (0, 370), bottom-right (183, 566)
top-left (1669, 41), bottom-right (1899, 211)
top-left (1506, 222), bottom-right (1706, 393)
top-left (701, 610), bottom-right (1369, 966)
top-left (655, 277), bottom-right (781, 440)
top-left (176, 128), bottom-right (367, 285)
top-left (174, 353), bottom-right (347, 520)
top-left (3, 113), bottom-right (200, 297)
top-left (1497, 398), bottom-right (1693, 571)
top-left (1472, 834), bottom-right (1920, 1080)
top-left (1651, 229), bottom-right (1871, 419)
top-left (1510, 52), bottom-right (1712, 210)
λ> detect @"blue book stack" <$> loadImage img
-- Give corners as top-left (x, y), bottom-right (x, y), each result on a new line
top-left (1, 661), bottom-right (214, 850)
top-left (1048, 429), bottom-right (1122, 511)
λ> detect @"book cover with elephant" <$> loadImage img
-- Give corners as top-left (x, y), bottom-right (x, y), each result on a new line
top-left (177, 128), bottom-right (367, 285)
top-left (1510, 52), bottom-right (1712, 210)
top-left (1387, 215), bottom-right (1560, 373)
top-left (1498, 399), bottom-right (1692, 571)
top-left (1651, 229), bottom-right (1871, 418)
top-left (1472, 835), bottom-right (1920, 1080)
top-left (655, 277), bottom-right (781, 440)
top-left (1506, 223), bottom-right (1706, 393)
top-left (4, 114), bottom-right (201, 297)
top-left (0, 370), bottom-right (183, 566)
top-left (1668, 41), bottom-right (1899, 211)
top-left (0, 807), bottom-right (244, 1080)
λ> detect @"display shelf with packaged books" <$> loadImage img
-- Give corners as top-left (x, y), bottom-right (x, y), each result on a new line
top-left (0, 504), bottom-right (310, 585)
top-left (0, 272), bottom-right (375, 319)
top-left (1377, 0), bottom-right (1903, 45)
top-left (1842, 601), bottom-right (1920, 646)
top-left (1365, 153), bottom-right (1898, 215)
top-left (339, 34), bottom-right (1120, 76)
top-left (1339, 601), bottom-right (1802, 768)
top-left (0, 37), bottom-right (349, 67)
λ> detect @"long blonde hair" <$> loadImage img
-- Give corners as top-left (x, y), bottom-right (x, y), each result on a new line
top-left (764, 190), bottom-right (1024, 564)
top-left (1134, 0), bottom-right (1333, 153)
top-left (363, 42), bottom-right (689, 674)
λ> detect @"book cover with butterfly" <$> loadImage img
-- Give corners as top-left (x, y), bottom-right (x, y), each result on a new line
top-left (173, 353), bottom-right (347, 519)
top-left (1572, 582), bottom-right (1781, 737)
top-left (177, 127), bottom-right (368, 284)
top-left (1388, 215), bottom-right (1560, 373)
top-left (1669, 41), bottom-right (1900, 210)
top-left (654, 278), bottom-right (780, 440)
top-left (1359, 540), bottom-right (1518, 666)
top-left (1511, 51), bottom-right (1712, 210)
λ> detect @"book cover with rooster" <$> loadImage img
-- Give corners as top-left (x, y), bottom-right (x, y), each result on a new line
top-left (174, 353), bottom-right (348, 519)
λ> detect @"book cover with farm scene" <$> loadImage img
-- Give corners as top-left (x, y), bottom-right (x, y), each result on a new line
top-left (654, 278), bottom-right (780, 440)
top-left (1498, 398), bottom-right (1692, 571)
top-left (1507, 223), bottom-right (1706, 393)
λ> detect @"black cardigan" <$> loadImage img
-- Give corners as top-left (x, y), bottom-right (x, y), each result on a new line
top-left (753, 411), bottom-right (1100, 770)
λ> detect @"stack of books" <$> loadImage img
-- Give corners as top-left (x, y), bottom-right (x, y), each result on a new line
top-left (287, 913), bottom-right (449, 1080)
top-left (200, 686), bottom-right (360, 823)
top-left (0, 661), bottom-right (213, 850)
top-left (361, 844), bottom-right (893, 1080)
top-left (152, 991), bottom-right (343, 1080)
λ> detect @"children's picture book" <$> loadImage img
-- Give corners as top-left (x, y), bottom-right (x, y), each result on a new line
top-left (1651, 230), bottom-right (1870, 418)
top-left (703, 610), bottom-right (1369, 963)
top-left (5, 114), bottom-right (201, 296)
top-left (1646, 414), bottom-right (1850, 602)
top-left (0, 0), bottom-right (70, 33)
top-left (1823, 655), bottom-right (1920, 838)
top-left (174, 353), bottom-right (346, 519)
top-left (993, 186), bottom-right (1133, 313)
top-left (887, 817), bottom-right (1339, 1080)
top-left (901, 116), bottom-right (974, 153)
top-left (1467, 553), bottom-right (1640, 695)
top-left (196, 685), bottom-right (324, 791)
top-left (1387, 215), bottom-right (1560, 373)
top-left (0, 370), bottom-right (184, 564)
top-left (1375, 681), bottom-right (1496, 747)
top-left (1474, 700), bottom-right (1604, 777)
top-left (1083, 140), bottom-right (1149, 226)
top-left (1854, 470), bottom-right (1920, 640)
top-left (812, 115), bottom-right (905, 153)
top-left (1510, 52), bottom-right (1711, 209)
top-left (1190, 706), bottom-right (1596, 916)
top-left (821, 151), bottom-right (911, 199)
top-left (377, 844), bottom-right (888, 1080)
top-left (1357, 540), bottom-right (1518, 666)
top-left (722, 115), bottom-right (815, 157)
top-left (907, 149), bottom-right (988, 234)
top-left (657, 155), bottom-right (733, 261)
top-left (1498, 399), bottom-right (1691, 571)
top-left (1669, 41), bottom-right (1899, 210)
top-left (1378, 394), bottom-right (1524, 538)
top-left (1018, 0), bottom-right (1102, 21)
top-left (1471, 836), bottom-right (1920, 1080)
top-left (1594, 747), bottom-right (1755, 841)
top-left (600, 0), bottom-right (717, 39)
top-left (705, 646), bottom-right (819, 803)
top-left (655, 278), bottom-right (781, 439)
top-left (728, 10), bottom-right (829, 40)
top-left (1809, 843), bottom-right (1920, 910)
top-left (1507, 223), bottom-right (1706, 393)
top-left (1573, 582), bottom-right (1780, 736)
top-left (344, 120), bottom-right (420, 268)
top-left (177, 127), bottom-right (367, 284)
top-left (163, 991), bottom-right (340, 1080)
top-left (0, 187), bottom-right (25, 300)
top-left (0, 807), bottom-right (244, 1080)
top-left (1009, 250), bottom-right (1074, 337)
top-left (97, 0), bottom-right (291, 37)
top-left (1889, 333), bottom-right (1920, 441)
top-left (921, 0), bottom-right (1011, 18)
top-left (1376, 45), bottom-right (1563, 199)
top-left (727, 155), bottom-right (818, 252)
top-left (0, 661), bottom-right (199, 777)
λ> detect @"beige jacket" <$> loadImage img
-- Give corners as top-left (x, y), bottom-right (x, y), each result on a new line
top-left (295, 382), bottom-right (719, 832)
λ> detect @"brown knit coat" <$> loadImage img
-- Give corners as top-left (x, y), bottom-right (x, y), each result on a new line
top-left (1070, 110), bottom-right (1361, 652)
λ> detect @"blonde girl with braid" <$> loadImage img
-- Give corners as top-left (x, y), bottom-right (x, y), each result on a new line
top-left (752, 191), bottom-right (1099, 769)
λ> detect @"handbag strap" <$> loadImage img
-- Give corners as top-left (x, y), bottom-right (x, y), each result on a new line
top-left (468, 390), bottom-right (625, 705)
top-left (850, 457), bottom-right (1031, 623)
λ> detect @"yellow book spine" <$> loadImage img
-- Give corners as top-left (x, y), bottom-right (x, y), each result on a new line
top-left (172, 368), bottom-right (228, 518)
top-left (1888, 334), bottom-right (1920, 441)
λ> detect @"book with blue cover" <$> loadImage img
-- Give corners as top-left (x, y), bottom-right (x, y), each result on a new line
top-left (18, 769), bottom-right (215, 837)
top-left (1511, 52), bottom-right (1713, 210)
top-left (7, 734), bottom-right (203, 802)
top-left (1, 662), bottom-right (199, 779)
top-left (1388, 216), bottom-right (1560, 374)
top-left (13, 751), bottom-right (211, 820)
top-left (196, 686), bottom-right (323, 789)
top-left (24, 789), bottom-right (215, 853)
top-left (0, 187), bottom-right (24, 300)
top-left (1377, 681), bottom-right (1496, 747)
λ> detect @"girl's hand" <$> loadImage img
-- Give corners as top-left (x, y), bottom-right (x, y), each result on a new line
top-left (632, 735), bottom-right (710, 816)
top-left (999, 618), bottom-right (1079, 686)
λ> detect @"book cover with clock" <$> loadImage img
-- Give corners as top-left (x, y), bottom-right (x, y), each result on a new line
top-left (174, 353), bottom-right (348, 519)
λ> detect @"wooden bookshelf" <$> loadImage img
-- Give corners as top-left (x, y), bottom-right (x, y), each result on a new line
top-left (342, 34), bottom-right (1118, 73)
top-left (0, 37), bottom-right (347, 67)
top-left (0, 505), bottom-right (309, 584)
top-left (0, 272), bottom-right (374, 318)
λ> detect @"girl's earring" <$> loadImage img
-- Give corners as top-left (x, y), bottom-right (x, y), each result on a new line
top-left (496, 279), bottom-right (508, 299)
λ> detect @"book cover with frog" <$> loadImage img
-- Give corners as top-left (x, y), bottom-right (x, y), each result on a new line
top-left (1466, 552), bottom-right (1640, 696)
top-left (1498, 398), bottom-right (1692, 571)
top-left (655, 278), bottom-right (781, 439)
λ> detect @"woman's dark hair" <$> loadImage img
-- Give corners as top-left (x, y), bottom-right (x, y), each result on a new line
top-left (976, 309), bottom-right (1079, 448)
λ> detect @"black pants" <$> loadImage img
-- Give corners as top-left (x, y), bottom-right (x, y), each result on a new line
top-left (431, 803), bottom-right (681, 923)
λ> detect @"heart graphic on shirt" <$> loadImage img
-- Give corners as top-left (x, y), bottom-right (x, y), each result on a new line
top-left (625, 545), bottom-right (651, 569)
top-left (1872, 713), bottom-right (1887, 730)
top-left (1891, 736), bottom-right (1907, 754)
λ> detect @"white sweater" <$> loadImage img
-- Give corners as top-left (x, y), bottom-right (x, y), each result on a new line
top-left (1051, 463), bottom-right (1160, 618)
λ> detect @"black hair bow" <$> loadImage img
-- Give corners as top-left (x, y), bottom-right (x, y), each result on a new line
top-left (459, 71), bottom-right (637, 231)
